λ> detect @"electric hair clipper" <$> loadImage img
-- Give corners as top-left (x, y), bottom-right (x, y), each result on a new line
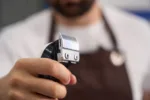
top-left (39, 33), bottom-right (80, 82)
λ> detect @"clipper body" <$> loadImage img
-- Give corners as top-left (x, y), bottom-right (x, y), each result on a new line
top-left (39, 33), bottom-right (80, 82)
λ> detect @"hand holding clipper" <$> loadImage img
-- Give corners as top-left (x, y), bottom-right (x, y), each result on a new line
top-left (0, 33), bottom-right (79, 100)
top-left (39, 33), bottom-right (80, 82)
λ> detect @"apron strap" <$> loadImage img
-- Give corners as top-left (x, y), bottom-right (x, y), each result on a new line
top-left (49, 14), bottom-right (56, 42)
top-left (102, 13), bottom-right (119, 52)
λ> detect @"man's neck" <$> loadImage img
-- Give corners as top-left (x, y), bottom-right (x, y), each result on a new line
top-left (54, 3), bottom-right (102, 27)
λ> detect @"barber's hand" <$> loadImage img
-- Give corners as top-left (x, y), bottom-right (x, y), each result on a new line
top-left (0, 58), bottom-right (77, 100)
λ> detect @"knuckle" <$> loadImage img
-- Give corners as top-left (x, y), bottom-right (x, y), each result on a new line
top-left (9, 74), bottom-right (30, 90)
top-left (49, 62), bottom-right (59, 76)
top-left (9, 75), bottom-right (21, 87)
top-left (8, 90), bottom-right (24, 100)
top-left (51, 84), bottom-right (58, 97)
top-left (9, 90), bottom-right (17, 100)
top-left (60, 86), bottom-right (67, 99)
top-left (63, 73), bottom-right (70, 83)
top-left (51, 84), bottom-right (67, 99)
top-left (15, 59), bottom-right (24, 68)
top-left (49, 60), bottom-right (70, 83)
top-left (9, 73), bottom-right (27, 89)
top-left (43, 58), bottom-right (58, 76)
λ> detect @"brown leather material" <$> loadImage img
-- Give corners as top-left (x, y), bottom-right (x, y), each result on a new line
top-left (60, 48), bottom-right (133, 100)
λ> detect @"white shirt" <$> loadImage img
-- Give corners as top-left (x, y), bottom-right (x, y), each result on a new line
top-left (0, 5), bottom-right (150, 100)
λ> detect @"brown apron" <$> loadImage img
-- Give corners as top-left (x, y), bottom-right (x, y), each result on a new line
top-left (49, 13), bottom-right (133, 100)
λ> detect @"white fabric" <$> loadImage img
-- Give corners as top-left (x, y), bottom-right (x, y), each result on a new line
top-left (0, 5), bottom-right (150, 100)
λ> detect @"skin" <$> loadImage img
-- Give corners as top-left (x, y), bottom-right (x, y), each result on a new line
top-left (0, 58), bottom-right (77, 100)
top-left (0, 0), bottom-right (102, 100)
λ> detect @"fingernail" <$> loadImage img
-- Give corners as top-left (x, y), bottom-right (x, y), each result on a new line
top-left (64, 75), bottom-right (71, 85)
top-left (69, 74), bottom-right (77, 85)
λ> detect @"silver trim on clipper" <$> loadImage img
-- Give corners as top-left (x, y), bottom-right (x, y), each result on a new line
top-left (57, 33), bottom-right (80, 63)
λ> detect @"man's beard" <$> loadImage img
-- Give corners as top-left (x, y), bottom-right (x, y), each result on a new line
top-left (46, 0), bottom-right (95, 19)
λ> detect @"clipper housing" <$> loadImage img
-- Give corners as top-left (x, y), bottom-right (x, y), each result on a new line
top-left (39, 33), bottom-right (80, 80)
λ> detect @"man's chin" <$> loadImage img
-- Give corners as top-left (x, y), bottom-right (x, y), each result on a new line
top-left (59, 12), bottom-right (86, 19)
top-left (53, 0), bottom-right (96, 19)
top-left (56, 9), bottom-right (85, 19)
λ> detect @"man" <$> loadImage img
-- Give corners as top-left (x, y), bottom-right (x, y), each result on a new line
top-left (0, 0), bottom-right (150, 100)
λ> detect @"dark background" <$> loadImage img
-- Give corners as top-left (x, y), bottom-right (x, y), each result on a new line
top-left (0, 0), bottom-right (149, 28)
top-left (0, 0), bottom-right (44, 28)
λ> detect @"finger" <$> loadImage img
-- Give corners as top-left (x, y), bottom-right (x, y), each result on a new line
top-left (8, 89), bottom-right (54, 100)
top-left (25, 91), bottom-right (57, 100)
top-left (69, 74), bottom-right (77, 85)
top-left (35, 93), bottom-right (58, 100)
top-left (8, 89), bottom-right (25, 100)
top-left (11, 73), bottom-right (67, 99)
top-left (23, 75), bottom-right (67, 99)
top-left (16, 58), bottom-right (72, 84)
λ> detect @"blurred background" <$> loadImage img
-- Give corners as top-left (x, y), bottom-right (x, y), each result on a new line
top-left (0, 0), bottom-right (150, 28)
